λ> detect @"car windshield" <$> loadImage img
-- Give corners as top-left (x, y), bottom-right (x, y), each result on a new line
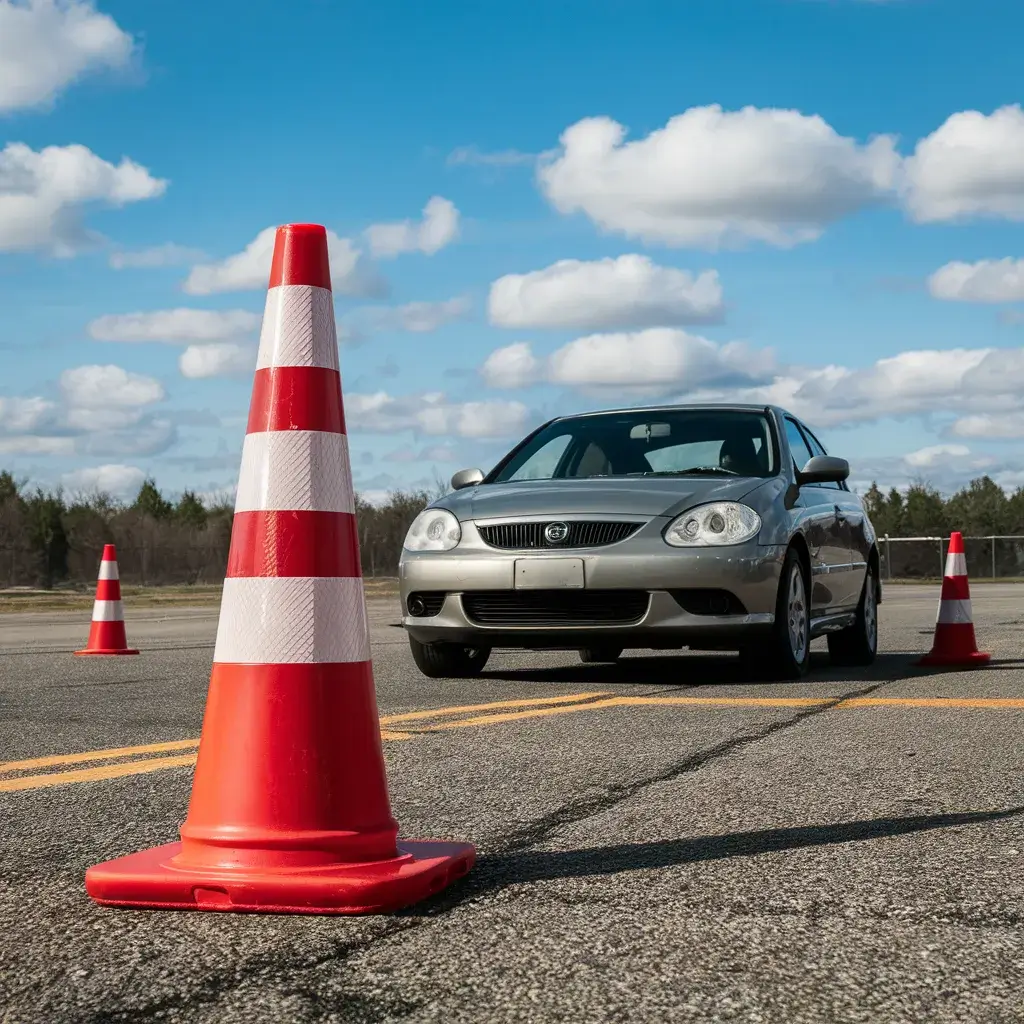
top-left (488, 409), bottom-right (777, 483)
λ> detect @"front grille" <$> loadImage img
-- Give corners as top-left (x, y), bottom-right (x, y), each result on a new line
top-left (461, 590), bottom-right (650, 627)
top-left (478, 520), bottom-right (643, 550)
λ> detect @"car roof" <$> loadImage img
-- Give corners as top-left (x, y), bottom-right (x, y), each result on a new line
top-left (547, 402), bottom-right (795, 423)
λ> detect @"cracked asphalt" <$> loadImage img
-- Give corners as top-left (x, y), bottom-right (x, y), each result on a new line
top-left (1, 583), bottom-right (1023, 1023)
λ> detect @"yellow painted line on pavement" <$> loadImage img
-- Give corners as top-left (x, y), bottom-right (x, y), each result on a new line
top-left (380, 691), bottom-right (610, 727)
top-left (602, 695), bottom-right (1024, 712)
top-left (0, 693), bottom-right (606, 793)
top-left (837, 696), bottom-right (1024, 710)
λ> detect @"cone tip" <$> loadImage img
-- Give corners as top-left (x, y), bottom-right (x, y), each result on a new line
top-left (948, 531), bottom-right (964, 553)
top-left (102, 543), bottom-right (117, 560)
top-left (269, 224), bottom-right (331, 291)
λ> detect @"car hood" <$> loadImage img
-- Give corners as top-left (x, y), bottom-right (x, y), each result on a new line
top-left (437, 476), bottom-right (765, 521)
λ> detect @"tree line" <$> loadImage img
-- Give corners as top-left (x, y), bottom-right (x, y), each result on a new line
top-left (1, 470), bottom-right (1023, 589)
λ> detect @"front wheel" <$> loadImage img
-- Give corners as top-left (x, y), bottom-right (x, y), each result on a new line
top-left (827, 564), bottom-right (878, 666)
top-left (409, 637), bottom-right (491, 678)
top-left (741, 547), bottom-right (811, 681)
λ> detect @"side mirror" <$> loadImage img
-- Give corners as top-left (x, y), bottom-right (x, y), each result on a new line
top-left (450, 468), bottom-right (485, 491)
top-left (798, 455), bottom-right (849, 485)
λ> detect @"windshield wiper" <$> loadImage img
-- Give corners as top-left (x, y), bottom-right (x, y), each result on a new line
top-left (643, 466), bottom-right (740, 477)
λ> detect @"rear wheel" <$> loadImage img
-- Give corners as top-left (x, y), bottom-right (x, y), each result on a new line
top-left (409, 637), bottom-right (491, 678)
top-left (741, 547), bottom-right (811, 680)
top-left (827, 563), bottom-right (878, 666)
top-left (578, 646), bottom-right (623, 664)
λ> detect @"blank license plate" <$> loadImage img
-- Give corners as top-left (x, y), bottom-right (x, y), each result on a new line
top-left (514, 558), bottom-right (585, 589)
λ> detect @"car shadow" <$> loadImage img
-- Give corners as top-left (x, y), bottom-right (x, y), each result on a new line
top-left (478, 650), bottom-right (980, 687)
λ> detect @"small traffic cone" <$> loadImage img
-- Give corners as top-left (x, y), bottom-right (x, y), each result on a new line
top-left (85, 223), bottom-right (475, 914)
top-left (75, 545), bottom-right (138, 656)
top-left (918, 531), bottom-right (990, 667)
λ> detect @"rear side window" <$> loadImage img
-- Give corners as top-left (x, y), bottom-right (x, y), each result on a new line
top-left (784, 418), bottom-right (814, 475)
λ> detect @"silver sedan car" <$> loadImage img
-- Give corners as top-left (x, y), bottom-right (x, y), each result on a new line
top-left (399, 403), bottom-right (880, 680)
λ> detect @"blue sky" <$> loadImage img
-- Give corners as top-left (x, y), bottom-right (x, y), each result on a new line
top-left (3, 0), bottom-right (1024, 503)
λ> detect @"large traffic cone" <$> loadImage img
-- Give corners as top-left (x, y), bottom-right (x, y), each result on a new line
top-left (918, 531), bottom-right (990, 667)
top-left (75, 545), bottom-right (138, 656)
top-left (84, 224), bottom-right (475, 914)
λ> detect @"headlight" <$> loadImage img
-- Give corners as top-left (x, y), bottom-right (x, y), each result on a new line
top-left (403, 508), bottom-right (462, 552)
top-left (664, 502), bottom-right (761, 547)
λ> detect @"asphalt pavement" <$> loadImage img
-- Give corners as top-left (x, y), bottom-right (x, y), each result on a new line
top-left (1, 584), bottom-right (1022, 1023)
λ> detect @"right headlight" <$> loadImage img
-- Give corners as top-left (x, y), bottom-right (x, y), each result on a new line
top-left (664, 502), bottom-right (761, 547)
top-left (403, 507), bottom-right (462, 552)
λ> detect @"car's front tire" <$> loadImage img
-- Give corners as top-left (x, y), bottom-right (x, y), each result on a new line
top-left (409, 637), bottom-right (491, 678)
top-left (827, 563), bottom-right (878, 666)
top-left (741, 546), bottom-right (811, 681)
top-left (578, 646), bottom-right (623, 664)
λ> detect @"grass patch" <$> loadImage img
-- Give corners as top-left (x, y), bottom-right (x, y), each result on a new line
top-left (0, 577), bottom-right (401, 612)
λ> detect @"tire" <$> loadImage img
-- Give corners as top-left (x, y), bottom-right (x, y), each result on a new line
top-left (579, 646), bottom-right (623, 664)
top-left (741, 547), bottom-right (811, 680)
top-left (409, 637), bottom-right (491, 679)
top-left (827, 563), bottom-right (879, 666)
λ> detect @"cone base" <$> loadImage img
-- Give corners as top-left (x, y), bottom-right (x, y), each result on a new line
top-left (74, 648), bottom-right (139, 656)
top-left (918, 649), bottom-right (991, 667)
top-left (85, 839), bottom-right (475, 915)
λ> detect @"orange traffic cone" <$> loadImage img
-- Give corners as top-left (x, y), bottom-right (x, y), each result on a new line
top-left (84, 223), bottom-right (475, 914)
top-left (75, 545), bottom-right (138, 656)
top-left (918, 531), bottom-right (990, 667)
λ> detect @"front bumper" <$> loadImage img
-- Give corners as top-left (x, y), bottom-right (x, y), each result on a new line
top-left (399, 517), bottom-right (786, 651)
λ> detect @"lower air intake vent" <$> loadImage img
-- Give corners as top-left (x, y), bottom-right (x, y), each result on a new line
top-left (461, 590), bottom-right (650, 627)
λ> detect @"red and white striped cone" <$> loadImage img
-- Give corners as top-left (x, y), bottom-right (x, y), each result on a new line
top-left (75, 545), bottom-right (138, 656)
top-left (918, 531), bottom-right (990, 667)
top-left (85, 223), bottom-right (475, 915)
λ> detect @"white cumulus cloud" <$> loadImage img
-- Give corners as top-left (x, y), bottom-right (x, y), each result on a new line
top-left (904, 105), bottom-right (1024, 223)
top-left (482, 330), bottom-right (777, 395)
top-left (903, 444), bottom-right (972, 468)
top-left (346, 391), bottom-right (529, 439)
top-left (949, 412), bottom-right (1024, 439)
top-left (361, 296), bottom-right (471, 334)
top-left (0, 0), bottom-right (135, 114)
top-left (183, 227), bottom-right (384, 297)
top-left (62, 463), bottom-right (145, 498)
top-left (537, 105), bottom-right (901, 248)
top-left (89, 308), bottom-right (261, 343)
top-left (365, 196), bottom-right (460, 258)
top-left (0, 142), bottom-right (166, 256)
top-left (179, 342), bottom-right (254, 379)
top-left (60, 364), bottom-right (165, 408)
top-left (928, 258), bottom-right (1024, 303)
top-left (489, 255), bottom-right (724, 330)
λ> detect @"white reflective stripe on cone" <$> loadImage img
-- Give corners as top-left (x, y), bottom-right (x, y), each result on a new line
top-left (944, 552), bottom-right (967, 578)
top-left (234, 431), bottom-right (354, 514)
top-left (213, 576), bottom-right (371, 664)
top-left (937, 598), bottom-right (973, 624)
top-left (256, 285), bottom-right (339, 371)
top-left (98, 560), bottom-right (119, 581)
top-left (92, 600), bottom-right (125, 622)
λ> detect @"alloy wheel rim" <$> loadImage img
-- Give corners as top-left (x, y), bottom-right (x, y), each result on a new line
top-left (788, 565), bottom-right (808, 661)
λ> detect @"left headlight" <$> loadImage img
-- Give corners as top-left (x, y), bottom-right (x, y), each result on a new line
top-left (664, 502), bottom-right (761, 547)
top-left (403, 507), bottom-right (462, 552)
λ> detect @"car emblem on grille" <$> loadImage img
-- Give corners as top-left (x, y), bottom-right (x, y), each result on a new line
top-left (544, 522), bottom-right (570, 544)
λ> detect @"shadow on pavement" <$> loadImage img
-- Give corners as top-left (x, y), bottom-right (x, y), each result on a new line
top-left (475, 807), bottom-right (1024, 889)
top-left (481, 651), bottom-right (929, 687)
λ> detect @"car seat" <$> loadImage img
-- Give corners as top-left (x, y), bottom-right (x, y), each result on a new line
top-left (719, 435), bottom-right (763, 477)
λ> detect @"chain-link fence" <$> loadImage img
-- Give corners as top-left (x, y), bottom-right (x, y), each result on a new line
top-left (880, 535), bottom-right (1024, 579)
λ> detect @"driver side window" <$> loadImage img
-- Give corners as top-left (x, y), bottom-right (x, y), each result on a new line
top-left (801, 423), bottom-right (841, 490)
top-left (784, 418), bottom-right (814, 477)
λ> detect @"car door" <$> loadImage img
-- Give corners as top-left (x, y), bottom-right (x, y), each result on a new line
top-left (783, 417), bottom-right (849, 615)
top-left (800, 422), bottom-right (866, 609)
